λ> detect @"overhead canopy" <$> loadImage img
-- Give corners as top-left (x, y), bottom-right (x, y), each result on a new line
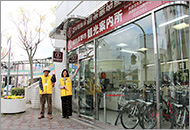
top-left (49, 15), bottom-right (85, 40)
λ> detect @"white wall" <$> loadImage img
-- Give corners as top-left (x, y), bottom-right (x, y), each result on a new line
top-left (53, 1), bottom-right (108, 110)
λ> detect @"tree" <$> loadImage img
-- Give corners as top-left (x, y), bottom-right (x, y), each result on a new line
top-left (9, 6), bottom-right (47, 85)
top-left (1, 32), bottom-right (10, 61)
top-left (1, 48), bottom-right (9, 61)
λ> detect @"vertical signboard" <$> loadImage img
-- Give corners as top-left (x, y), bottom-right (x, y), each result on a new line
top-left (53, 50), bottom-right (63, 62)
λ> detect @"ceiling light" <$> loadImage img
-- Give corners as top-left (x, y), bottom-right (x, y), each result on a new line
top-left (137, 47), bottom-right (148, 52)
top-left (121, 49), bottom-right (137, 54)
top-left (147, 64), bottom-right (155, 67)
top-left (87, 44), bottom-right (94, 48)
top-left (146, 59), bottom-right (188, 67)
top-left (172, 22), bottom-right (189, 30)
top-left (112, 25), bottom-right (135, 36)
top-left (159, 15), bottom-right (189, 27)
top-left (116, 43), bottom-right (128, 47)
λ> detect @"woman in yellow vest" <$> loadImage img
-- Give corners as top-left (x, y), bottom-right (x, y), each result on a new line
top-left (59, 64), bottom-right (80, 119)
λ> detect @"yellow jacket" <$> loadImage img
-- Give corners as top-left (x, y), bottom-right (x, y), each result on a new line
top-left (85, 78), bottom-right (102, 96)
top-left (39, 75), bottom-right (53, 94)
top-left (59, 77), bottom-right (72, 97)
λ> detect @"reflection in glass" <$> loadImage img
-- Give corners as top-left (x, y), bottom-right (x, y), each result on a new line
top-left (155, 5), bottom-right (189, 129)
top-left (96, 14), bottom-right (156, 124)
top-left (78, 41), bottom-right (95, 117)
top-left (97, 14), bottom-right (155, 90)
top-left (155, 5), bottom-right (189, 86)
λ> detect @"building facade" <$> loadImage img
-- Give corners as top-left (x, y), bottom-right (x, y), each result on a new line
top-left (50, 1), bottom-right (189, 127)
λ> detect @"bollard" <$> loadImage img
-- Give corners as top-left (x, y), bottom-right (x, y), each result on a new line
top-left (104, 92), bottom-right (107, 123)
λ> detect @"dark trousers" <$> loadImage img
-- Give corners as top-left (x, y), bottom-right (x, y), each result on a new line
top-left (61, 95), bottom-right (72, 117)
top-left (40, 94), bottom-right (52, 116)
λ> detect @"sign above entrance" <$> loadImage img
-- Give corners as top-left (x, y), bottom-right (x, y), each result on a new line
top-left (67, 1), bottom-right (170, 51)
top-left (67, 1), bottom-right (128, 39)
top-left (53, 50), bottom-right (63, 62)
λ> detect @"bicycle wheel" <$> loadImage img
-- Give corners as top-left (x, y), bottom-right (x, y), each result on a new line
top-left (185, 107), bottom-right (189, 129)
top-left (170, 106), bottom-right (189, 129)
top-left (120, 102), bottom-right (139, 129)
top-left (138, 103), bottom-right (147, 128)
top-left (141, 104), bottom-right (157, 129)
top-left (162, 99), bottom-right (175, 121)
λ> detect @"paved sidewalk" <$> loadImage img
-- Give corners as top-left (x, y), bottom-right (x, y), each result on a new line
top-left (1, 104), bottom-right (122, 129)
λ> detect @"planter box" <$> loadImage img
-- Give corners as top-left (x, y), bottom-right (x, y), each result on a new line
top-left (1, 98), bottom-right (26, 114)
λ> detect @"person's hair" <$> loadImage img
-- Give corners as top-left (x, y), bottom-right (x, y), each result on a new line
top-left (101, 72), bottom-right (106, 79)
top-left (61, 69), bottom-right (69, 77)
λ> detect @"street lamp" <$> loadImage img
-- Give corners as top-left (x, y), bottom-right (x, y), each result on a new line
top-left (6, 36), bottom-right (12, 96)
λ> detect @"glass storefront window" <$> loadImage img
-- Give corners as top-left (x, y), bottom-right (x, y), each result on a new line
top-left (68, 3), bottom-right (189, 128)
top-left (68, 49), bottom-right (79, 113)
top-left (155, 4), bottom-right (189, 129)
top-left (78, 41), bottom-right (95, 117)
top-left (155, 5), bottom-right (189, 90)
top-left (97, 14), bottom-right (154, 91)
top-left (96, 14), bottom-right (155, 123)
top-left (69, 41), bottom-right (95, 117)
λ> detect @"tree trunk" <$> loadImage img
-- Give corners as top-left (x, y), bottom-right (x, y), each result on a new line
top-left (29, 56), bottom-right (34, 85)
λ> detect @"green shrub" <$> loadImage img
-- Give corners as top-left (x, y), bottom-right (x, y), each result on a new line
top-left (10, 87), bottom-right (25, 96)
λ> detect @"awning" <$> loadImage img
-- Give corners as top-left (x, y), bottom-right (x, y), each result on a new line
top-left (49, 15), bottom-right (85, 40)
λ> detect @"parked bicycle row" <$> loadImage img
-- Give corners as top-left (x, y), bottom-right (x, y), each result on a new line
top-left (115, 83), bottom-right (189, 129)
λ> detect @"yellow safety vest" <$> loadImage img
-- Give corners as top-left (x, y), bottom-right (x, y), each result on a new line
top-left (39, 75), bottom-right (53, 94)
top-left (85, 78), bottom-right (93, 95)
top-left (93, 78), bottom-right (102, 96)
top-left (59, 77), bottom-right (72, 97)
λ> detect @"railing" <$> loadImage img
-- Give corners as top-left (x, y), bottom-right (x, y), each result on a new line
top-left (103, 91), bottom-right (122, 123)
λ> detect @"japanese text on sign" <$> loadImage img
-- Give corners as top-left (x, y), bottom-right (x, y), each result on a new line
top-left (67, 1), bottom-right (125, 38)
top-left (68, 1), bottom-right (171, 51)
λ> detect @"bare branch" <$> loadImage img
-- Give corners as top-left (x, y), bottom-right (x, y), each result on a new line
top-left (1, 51), bottom-right (9, 60)
top-left (8, 5), bottom-right (49, 84)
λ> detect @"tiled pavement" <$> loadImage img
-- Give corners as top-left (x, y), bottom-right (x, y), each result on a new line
top-left (1, 105), bottom-right (123, 129)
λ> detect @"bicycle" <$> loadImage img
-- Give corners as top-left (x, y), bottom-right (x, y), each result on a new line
top-left (140, 83), bottom-right (189, 129)
top-left (139, 84), bottom-right (174, 129)
top-left (139, 84), bottom-right (158, 129)
top-left (115, 84), bottom-right (159, 129)
top-left (170, 85), bottom-right (189, 129)
top-left (115, 86), bottom-right (143, 129)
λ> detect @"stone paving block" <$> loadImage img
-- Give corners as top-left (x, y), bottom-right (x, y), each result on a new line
top-left (1, 106), bottom-right (121, 129)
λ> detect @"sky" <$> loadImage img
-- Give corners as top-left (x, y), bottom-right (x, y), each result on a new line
top-left (1, 1), bottom-right (57, 61)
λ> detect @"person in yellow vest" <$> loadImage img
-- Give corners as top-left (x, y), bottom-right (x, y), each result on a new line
top-left (93, 75), bottom-right (102, 108)
top-left (59, 64), bottom-right (80, 119)
top-left (85, 73), bottom-right (102, 110)
top-left (38, 67), bottom-right (56, 120)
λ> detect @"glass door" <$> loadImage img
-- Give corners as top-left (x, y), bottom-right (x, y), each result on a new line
top-left (78, 41), bottom-right (95, 117)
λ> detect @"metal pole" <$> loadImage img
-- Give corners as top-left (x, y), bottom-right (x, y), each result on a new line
top-left (16, 64), bottom-right (19, 87)
top-left (94, 39), bottom-right (98, 120)
top-left (132, 22), bottom-right (147, 82)
top-left (6, 37), bottom-right (11, 96)
top-left (77, 47), bottom-right (80, 116)
top-left (104, 92), bottom-right (107, 123)
top-left (152, 12), bottom-right (161, 129)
